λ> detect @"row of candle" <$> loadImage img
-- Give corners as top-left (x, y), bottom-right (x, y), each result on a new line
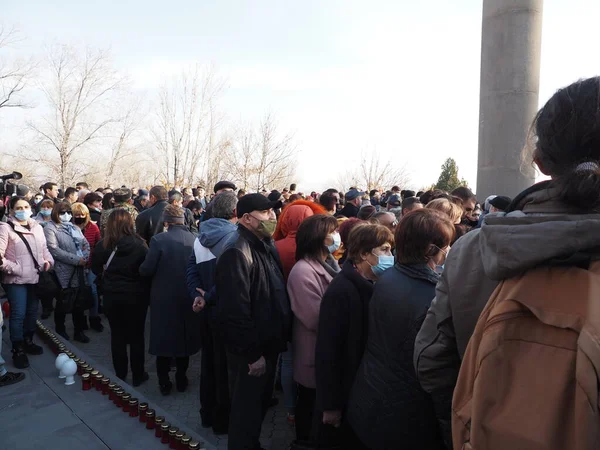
top-left (36, 321), bottom-right (205, 450)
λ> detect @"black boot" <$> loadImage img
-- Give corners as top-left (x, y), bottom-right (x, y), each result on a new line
top-left (176, 373), bottom-right (188, 392)
top-left (81, 316), bottom-right (89, 331)
top-left (73, 331), bottom-right (90, 343)
top-left (23, 334), bottom-right (43, 355)
top-left (159, 379), bottom-right (173, 396)
top-left (41, 308), bottom-right (53, 320)
top-left (12, 343), bottom-right (29, 369)
top-left (55, 328), bottom-right (70, 341)
top-left (89, 316), bottom-right (104, 332)
top-left (0, 371), bottom-right (26, 387)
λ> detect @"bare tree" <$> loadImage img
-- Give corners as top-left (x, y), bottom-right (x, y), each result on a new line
top-left (105, 95), bottom-right (146, 185)
top-left (26, 45), bottom-right (124, 188)
top-left (228, 114), bottom-right (296, 192)
top-left (153, 64), bottom-right (224, 187)
top-left (337, 150), bottom-right (411, 192)
top-left (0, 25), bottom-right (35, 110)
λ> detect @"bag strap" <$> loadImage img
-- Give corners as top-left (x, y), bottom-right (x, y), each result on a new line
top-left (104, 246), bottom-right (118, 271)
top-left (8, 221), bottom-right (41, 271)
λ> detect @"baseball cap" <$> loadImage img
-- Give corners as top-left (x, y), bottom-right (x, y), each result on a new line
top-left (489, 195), bottom-right (512, 212)
top-left (387, 194), bottom-right (402, 207)
top-left (237, 193), bottom-right (282, 218)
top-left (345, 188), bottom-right (365, 201)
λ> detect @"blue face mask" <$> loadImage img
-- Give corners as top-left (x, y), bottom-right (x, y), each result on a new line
top-left (40, 209), bottom-right (52, 217)
top-left (15, 210), bottom-right (33, 222)
top-left (327, 232), bottom-right (341, 254)
top-left (371, 253), bottom-right (394, 276)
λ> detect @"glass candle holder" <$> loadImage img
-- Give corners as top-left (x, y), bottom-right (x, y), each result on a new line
top-left (100, 378), bottom-right (110, 395)
top-left (94, 374), bottom-right (103, 391)
top-left (180, 435), bottom-right (191, 450)
top-left (90, 370), bottom-right (99, 386)
top-left (160, 423), bottom-right (171, 443)
top-left (188, 441), bottom-right (200, 450)
top-left (144, 408), bottom-right (155, 428)
top-left (114, 390), bottom-right (124, 407)
top-left (128, 399), bottom-right (139, 417)
top-left (121, 394), bottom-right (131, 412)
top-left (108, 383), bottom-right (117, 400)
top-left (81, 373), bottom-right (92, 391)
top-left (138, 403), bottom-right (148, 422)
top-left (154, 416), bottom-right (164, 436)
top-left (168, 427), bottom-right (179, 447)
top-left (173, 431), bottom-right (184, 449)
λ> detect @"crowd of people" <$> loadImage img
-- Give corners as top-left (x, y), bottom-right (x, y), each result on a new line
top-left (1, 76), bottom-right (600, 450)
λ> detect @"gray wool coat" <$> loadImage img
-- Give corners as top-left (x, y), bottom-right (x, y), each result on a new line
top-left (44, 221), bottom-right (90, 289)
top-left (139, 224), bottom-right (202, 357)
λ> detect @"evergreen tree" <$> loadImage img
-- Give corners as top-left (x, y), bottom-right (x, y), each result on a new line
top-left (435, 158), bottom-right (468, 192)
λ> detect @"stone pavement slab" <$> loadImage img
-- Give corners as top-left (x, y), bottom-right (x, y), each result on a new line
top-left (37, 314), bottom-right (296, 450)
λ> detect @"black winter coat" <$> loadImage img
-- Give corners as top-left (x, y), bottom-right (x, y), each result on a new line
top-left (347, 264), bottom-right (445, 450)
top-left (315, 260), bottom-right (374, 412)
top-left (135, 199), bottom-right (168, 243)
top-left (91, 235), bottom-right (149, 304)
top-left (139, 225), bottom-right (202, 357)
top-left (338, 202), bottom-right (359, 218)
top-left (215, 224), bottom-right (291, 364)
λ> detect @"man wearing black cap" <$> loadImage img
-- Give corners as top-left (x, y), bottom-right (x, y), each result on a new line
top-left (339, 188), bottom-right (365, 218)
top-left (202, 181), bottom-right (237, 222)
top-left (268, 190), bottom-right (283, 218)
top-left (215, 193), bottom-right (290, 450)
top-left (99, 187), bottom-right (138, 236)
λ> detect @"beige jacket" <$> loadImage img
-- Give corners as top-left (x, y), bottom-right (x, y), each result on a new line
top-left (413, 181), bottom-right (600, 447)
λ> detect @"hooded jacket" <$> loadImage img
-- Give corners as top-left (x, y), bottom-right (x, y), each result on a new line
top-left (186, 218), bottom-right (238, 317)
top-left (413, 181), bottom-right (600, 447)
top-left (273, 200), bottom-right (327, 279)
top-left (44, 221), bottom-right (90, 289)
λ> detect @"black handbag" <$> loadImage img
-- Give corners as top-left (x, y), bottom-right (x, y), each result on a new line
top-left (74, 267), bottom-right (93, 310)
top-left (8, 222), bottom-right (60, 299)
top-left (56, 268), bottom-right (78, 314)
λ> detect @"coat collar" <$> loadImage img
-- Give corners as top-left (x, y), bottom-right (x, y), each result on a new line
top-left (394, 263), bottom-right (440, 285)
top-left (341, 259), bottom-right (374, 299)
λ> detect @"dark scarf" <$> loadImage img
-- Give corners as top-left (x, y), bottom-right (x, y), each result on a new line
top-left (395, 263), bottom-right (440, 285)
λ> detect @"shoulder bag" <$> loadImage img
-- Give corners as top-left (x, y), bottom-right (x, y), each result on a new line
top-left (8, 222), bottom-right (59, 299)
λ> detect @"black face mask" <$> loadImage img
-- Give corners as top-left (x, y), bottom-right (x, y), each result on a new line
top-left (74, 217), bottom-right (86, 225)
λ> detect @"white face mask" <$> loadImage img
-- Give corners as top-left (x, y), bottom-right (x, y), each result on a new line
top-left (59, 212), bottom-right (72, 223)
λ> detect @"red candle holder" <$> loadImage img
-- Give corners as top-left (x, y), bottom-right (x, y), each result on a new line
top-left (108, 383), bottom-right (117, 400)
top-left (145, 409), bottom-right (155, 427)
top-left (154, 416), bottom-right (164, 436)
top-left (94, 374), bottom-right (103, 391)
top-left (81, 373), bottom-right (92, 391)
top-left (128, 399), bottom-right (139, 417)
top-left (139, 403), bottom-right (149, 422)
top-left (180, 435), bottom-right (191, 450)
top-left (160, 423), bottom-right (170, 443)
top-left (121, 394), bottom-right (131, 412)
top-left (114, 390), bottom-right (124, 407)
top-left (100, 378), bottom-right (109, 395)
top-left (173, 431), bottom-right (184, 449)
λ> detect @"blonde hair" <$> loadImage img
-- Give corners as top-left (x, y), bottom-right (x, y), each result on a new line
top-left (71, 202), bottom-right (91, 228)
top-left (426, 198), bottom-right (463, 224)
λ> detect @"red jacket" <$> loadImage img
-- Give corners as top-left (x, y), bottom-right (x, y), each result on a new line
top-left (83, 222), bottom-right (101, 268)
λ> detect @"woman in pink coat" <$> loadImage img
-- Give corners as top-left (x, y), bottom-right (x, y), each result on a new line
top-left (287, 214), bottom-right (340, 442)
top-left (0, 196), bottom-right (54, 369)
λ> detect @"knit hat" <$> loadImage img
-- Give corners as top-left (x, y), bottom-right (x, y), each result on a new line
top-left (163, 204), bottom-right (185, 224)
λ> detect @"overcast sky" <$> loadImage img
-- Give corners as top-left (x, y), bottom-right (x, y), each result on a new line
top-left (2, 0), bottom-right (600, 192)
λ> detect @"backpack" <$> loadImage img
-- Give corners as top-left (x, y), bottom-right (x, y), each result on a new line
top-left (452, 261), bottom-right (600, 450)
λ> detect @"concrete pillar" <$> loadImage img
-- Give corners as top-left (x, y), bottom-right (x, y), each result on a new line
top-left (476, 0), bottom-right (543, 200)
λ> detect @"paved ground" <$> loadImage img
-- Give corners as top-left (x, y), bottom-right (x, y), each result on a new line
top-left (38, 313), bottom-right (296, 450)
top-left (1, 327), bottom-right (213, 450)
